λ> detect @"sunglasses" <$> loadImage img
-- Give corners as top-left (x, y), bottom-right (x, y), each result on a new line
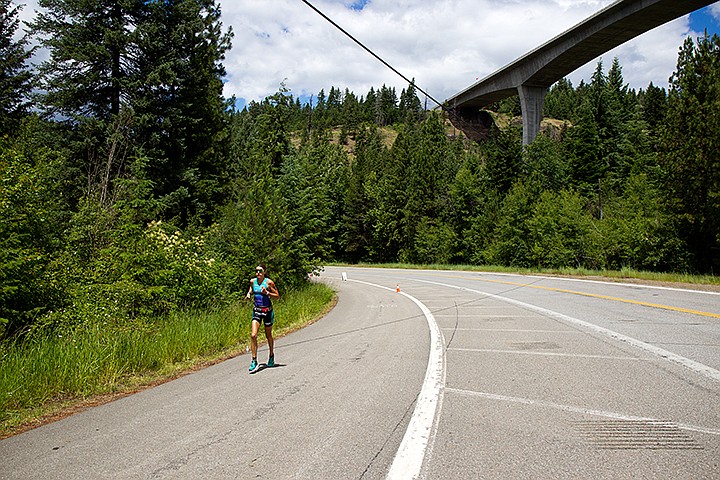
top-left (256, 269), bottom-right (264, 273)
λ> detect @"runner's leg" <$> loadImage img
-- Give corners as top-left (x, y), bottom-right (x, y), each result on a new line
top-left (250, 318), bottom-right (261, 360)
top-left (265, 323), bottom-right (274, 358)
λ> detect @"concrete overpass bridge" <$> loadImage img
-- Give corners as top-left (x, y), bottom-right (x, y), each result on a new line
top-left (444, 0), bottom-right (718, 144)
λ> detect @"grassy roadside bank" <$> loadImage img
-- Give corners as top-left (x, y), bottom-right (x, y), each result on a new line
top-left (0, 282), bottom-right (336, 439)
top-left (331, 263), bottom-right (720, 289)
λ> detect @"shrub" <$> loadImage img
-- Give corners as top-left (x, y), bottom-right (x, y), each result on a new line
top-left (527, 189), bottom-right (598, 269)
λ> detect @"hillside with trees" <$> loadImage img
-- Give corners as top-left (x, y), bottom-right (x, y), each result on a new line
top-left (1, 0), bottom-right (719, 344)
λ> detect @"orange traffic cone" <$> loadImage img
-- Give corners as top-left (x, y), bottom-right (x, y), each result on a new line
top-left (396, 284), bottom-right (401, 293)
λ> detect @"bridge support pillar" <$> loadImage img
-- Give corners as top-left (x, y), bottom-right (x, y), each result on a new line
top-left (518, 85), bottom-right (547, 145)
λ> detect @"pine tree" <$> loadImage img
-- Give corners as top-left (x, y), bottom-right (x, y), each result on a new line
top-left (33, 0), bottom-right (233, 223)
top-left (364, 123), bottom-right (405, 262)
top-left (133, 0), bottom-right (233, 222)
top-left (326, 86), bottom-right (342, 126)
top-left (341, 88), bottom-right (361, 135)
top-left (567, 98), bottom-right (603, 198)
top-left (363, 87), bottom-right (377, 123)
top-left (314, 89), bottom-right (327, 128)
top-left (603, 57), bottom-right (637, 187)
top-left (660, 33), bottom-right (720, 272)
top-left (342, 124), bottom-right (384, 261)
top-left (399, 80), bottom-right (423, 122)
top-left (253, 87), bottom-right (293, 174)
top-left (544, 77), bottom-right (576, 120)
top-left (375, 85), bottom-right (398, 126)
top-left (588, 60), bottom-right (609, 132)
top-left (33, 0), bottom-right (144, 120)
top-left (31, 0), bottom-right (149, 224)
top-left (640, 82), bottom-right (667, 131)
top-left (401, 112), bottom-right (458, 262)
top-left (483, 124), bottom-right (523, 196)
top-left (605, 57), bottom-right (631, 119)
top-left (0, 0), bottom-right (35, 134)
top-left (280, 140), bottom-right (349, 263)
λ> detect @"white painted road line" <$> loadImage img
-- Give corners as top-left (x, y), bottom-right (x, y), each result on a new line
top-left (433, 314), bottom-right (537, 318)
top-left (348, 279), bottom-right (445, 480)
top-left (416, 279), bottom-right (720, 383)
top-left (440, 328), bottom-right (582, 333)
top-left (446, 387), bottom-right (720, 436)
top-left (448, 348), bottom-right (642, 361)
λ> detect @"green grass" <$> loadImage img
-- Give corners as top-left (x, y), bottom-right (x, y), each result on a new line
top-left (329, 262), bottom-right (720, 286)
top-left (0, 282), bottom-right (335, 438)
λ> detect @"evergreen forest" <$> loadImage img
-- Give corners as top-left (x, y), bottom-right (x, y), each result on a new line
top-left (1, 0), bottom-right (720, 343)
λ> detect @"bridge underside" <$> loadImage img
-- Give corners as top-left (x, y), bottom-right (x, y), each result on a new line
top-left (448, 87), bottom-right (546, 144)
top-left (444, 0), bottom-right (717, 144)
top-left (448, 108), bottom-right (497, 142)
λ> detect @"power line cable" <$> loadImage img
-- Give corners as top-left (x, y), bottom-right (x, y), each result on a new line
top-left (299, 0), bottom-right (445, 110)
top-left (298, 0), bottom-right (497, 142)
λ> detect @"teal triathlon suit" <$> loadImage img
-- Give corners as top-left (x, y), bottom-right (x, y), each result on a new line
top-left (252, 278), bottom-right (275, 326)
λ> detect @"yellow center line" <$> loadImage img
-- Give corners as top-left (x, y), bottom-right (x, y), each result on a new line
top-left (435, 274), bottom-right (720, 319)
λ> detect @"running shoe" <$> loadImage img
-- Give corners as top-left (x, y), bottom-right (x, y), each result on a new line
top-left (249, 359), bottom-right (258, 372)
top-left (267, 355), bottom-right (275, 368)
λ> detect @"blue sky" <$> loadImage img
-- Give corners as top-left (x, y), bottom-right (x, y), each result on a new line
top-left (14, 1), bottom-right (720, 109)
top-left (690, 7), bottom-right (720, 35)
top-left (349, 0), bottom-right (370, 11)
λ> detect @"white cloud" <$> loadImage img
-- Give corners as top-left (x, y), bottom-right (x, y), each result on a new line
top-left (565, 16), bottom-right (692, 90)
top-left (11, 0), bottom-right (712, 105)
top-left (712, 3), bottom-right (720, 19)
top-left (219, 0), bottom-right (703, 104)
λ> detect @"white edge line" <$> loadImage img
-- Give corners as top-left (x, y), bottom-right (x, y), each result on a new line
top-left (348, 279), bottom-right (445, 480)
top-left (522, 274), bottom-right (720, 296)
top-left (422, 269), bottom-right (720, 296)
top-left (416, 279), bottom-right (720, 383)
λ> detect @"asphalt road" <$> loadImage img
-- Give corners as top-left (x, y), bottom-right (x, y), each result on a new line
top-left (1, 266), bottom-right (719, 479)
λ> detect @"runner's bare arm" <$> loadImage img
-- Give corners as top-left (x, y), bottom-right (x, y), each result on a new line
top-left (267, 280), bottom-right (280, 299)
